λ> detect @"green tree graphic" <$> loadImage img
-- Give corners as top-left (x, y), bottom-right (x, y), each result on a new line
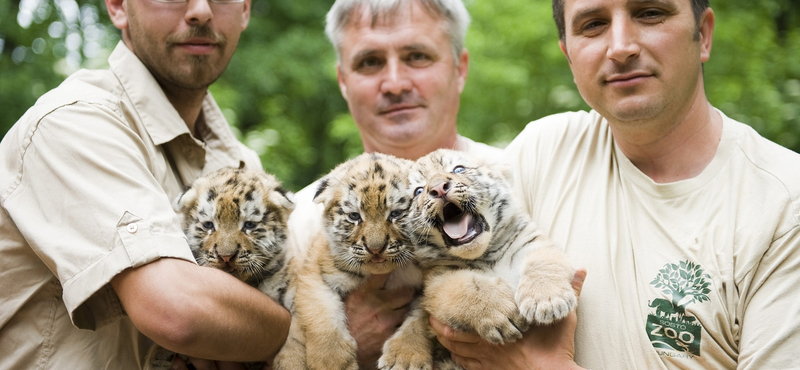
top-left (650, 261), bottom-right (711, 320)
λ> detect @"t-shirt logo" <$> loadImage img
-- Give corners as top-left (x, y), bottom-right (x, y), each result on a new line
top-left (646, 260), bottom-right (711, 357)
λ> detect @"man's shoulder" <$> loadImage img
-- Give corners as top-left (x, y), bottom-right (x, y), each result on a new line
top-left (17, 69), bottom-right (123, 128)
top-left (504, 110), bottom-right (608, 161)
top-left (727, 115), bottom-right (800, 193)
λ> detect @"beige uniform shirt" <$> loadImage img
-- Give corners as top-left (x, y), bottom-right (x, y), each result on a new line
top-left (286, 136), bottom-right (501, 265)
top-left (0, 42), bottom-right (261, 369)
top-left (505, 110), bottom-right (800, 369)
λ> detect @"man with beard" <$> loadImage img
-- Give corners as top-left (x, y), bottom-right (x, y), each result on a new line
top-left (0, 0), bottom-right (289, 369)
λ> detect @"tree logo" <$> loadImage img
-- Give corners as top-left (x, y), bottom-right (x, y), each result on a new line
top-left (645, 261), bottom-right (711, 357)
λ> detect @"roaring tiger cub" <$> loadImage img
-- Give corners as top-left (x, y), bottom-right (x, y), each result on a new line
top-left (275, 152), bottom-right (422, 370)
top-left (379, 149), bottom-right (576, 370)
top-left (144, 167), bottom-right (296, 370)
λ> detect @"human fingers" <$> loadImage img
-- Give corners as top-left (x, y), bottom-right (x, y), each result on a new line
top-left (429, 316), bottom-right (481, 344)
top-left (170, 355), bottom-right (190, 370)
top-left (572, 267), bottom-right (588, 299)
top-left (375, 285), bottom-right (415, 309)
top-left (215, 361), bottom-right (246, 370)
top-left (187, 358), bottom-right (218, 370)
top-left (362, 273), bottom-right (390, 290)
top-left (449, 352), bottom-right (482, 370)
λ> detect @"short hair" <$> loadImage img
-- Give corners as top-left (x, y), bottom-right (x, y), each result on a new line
top-left (325, 0), bottom-right (471, 62)
top-left (552, 0), bottom-right (710, 42)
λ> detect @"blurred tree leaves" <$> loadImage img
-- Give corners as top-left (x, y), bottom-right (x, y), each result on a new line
top-left (1, 0), bottom-right (799, 191)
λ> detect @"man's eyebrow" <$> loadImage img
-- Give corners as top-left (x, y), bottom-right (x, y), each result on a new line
top-left (352, 48), bottom-right (383, 62)
top-left (570, 0), bottom-right (678, 27)
top-left (400, 43), bottom-right (433, 52)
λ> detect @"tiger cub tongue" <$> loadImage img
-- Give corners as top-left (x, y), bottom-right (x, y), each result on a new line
top-left (443, 213), bottom-right (471, 239)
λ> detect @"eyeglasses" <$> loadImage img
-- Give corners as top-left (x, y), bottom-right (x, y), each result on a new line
top-left (150, 0), bottom-right (245, 4)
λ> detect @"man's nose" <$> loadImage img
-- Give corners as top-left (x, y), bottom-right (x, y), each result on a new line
top-left (185, 0), bottom-right (214, 25)
top-left (380, 59), bottom-right (413, 96)
top-left (606, 15), bottom-right (641, 63)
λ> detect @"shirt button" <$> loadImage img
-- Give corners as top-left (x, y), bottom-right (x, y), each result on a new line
top-left (126, 223), bottom-right (138, 234)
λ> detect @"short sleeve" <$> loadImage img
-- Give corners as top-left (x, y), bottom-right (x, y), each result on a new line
top-left (2, 99), bottom-right (195, 330)
top-left (737, 225), bottom-right (800, 368)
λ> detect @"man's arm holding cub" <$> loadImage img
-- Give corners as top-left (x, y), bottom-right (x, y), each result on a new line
top-left (111, 257), bottom-right (291, 362)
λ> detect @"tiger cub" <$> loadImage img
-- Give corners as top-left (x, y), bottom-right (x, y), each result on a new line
top-left (379, 149), bottom-right (576, 370)
top-left (144, 167), bottom-right (296, 370)
top-left (275, 152), bottom-right (422, 370)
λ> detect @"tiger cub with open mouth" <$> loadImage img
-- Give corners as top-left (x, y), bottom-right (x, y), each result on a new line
top-left (379, 149), bottom-right (576, 370)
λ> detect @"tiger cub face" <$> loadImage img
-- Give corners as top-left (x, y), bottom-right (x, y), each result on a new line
top-left (175, 168), bottom-right (295, 286)
top-left (314, 153), bottom-right (415, 275)
top-left (405, 149), bottom-right (514, 261)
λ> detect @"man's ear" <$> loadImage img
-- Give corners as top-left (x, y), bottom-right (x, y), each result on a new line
top-left (559, 39), bottom-right (571, 64)
top-left (105, 0), bottom-right (128, 31)
top-left (698, 8), bottom-right (715, 63)
top-left (337, 63), bottom-right (349, 102)
top-left (456, 48), bottom-right (469, 94)
top-left (241, 0), bottom-right (251, 30)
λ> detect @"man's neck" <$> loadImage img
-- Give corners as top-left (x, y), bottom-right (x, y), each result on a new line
top-left (160, 82), bottom-right (208, 138)
top-left (362, 134), bottom-right (460, 161)
top-left (610, 95), bottom-right (723, 184)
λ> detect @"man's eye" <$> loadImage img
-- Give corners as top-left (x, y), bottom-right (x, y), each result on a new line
top-left (242, 221), bottom-right (257, 231)
top-left (407, 52), bottom-right (432, 66)
top-left (347, 212), bottom-right (362, 222)
top-left (357, 57), bottom-right (383, 70)
top-left (580, 20), bottom-right (606, 35)
top-left (639, 9), bottom-right (667, 22)
top-left (202, 221), bottom-right (215, 231)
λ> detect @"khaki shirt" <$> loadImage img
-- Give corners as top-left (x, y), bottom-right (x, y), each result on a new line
top-left (0, 42), bottom-right (261, 369)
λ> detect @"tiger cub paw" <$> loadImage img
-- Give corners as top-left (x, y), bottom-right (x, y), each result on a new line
top-left (516, 258), bottom-right (576, 325)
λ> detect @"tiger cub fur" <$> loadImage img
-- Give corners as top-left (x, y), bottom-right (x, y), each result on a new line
top-left (379, 149), bottom-right (576, 370)
top-left (274, 152), bottom-right (422, 370)
top-left (144, 167), bottom-right (295, 370)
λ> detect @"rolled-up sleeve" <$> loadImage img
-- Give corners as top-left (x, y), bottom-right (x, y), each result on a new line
top-left (2, 98), bottom-right (194, 330)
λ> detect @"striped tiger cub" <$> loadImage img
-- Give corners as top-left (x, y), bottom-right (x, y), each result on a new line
top-left (379, 149), bottom-right (576, 370)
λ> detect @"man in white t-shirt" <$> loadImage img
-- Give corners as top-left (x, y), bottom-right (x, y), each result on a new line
top-left (286, 0), bottom-right (502, 368)
top-left (432, 0), bottom-right (800, 369)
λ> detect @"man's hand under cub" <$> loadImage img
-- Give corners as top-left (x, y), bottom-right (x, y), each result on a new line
top-left (346, 273), bottom-right (415, 370)
top-left (431, 268), bottom-right (588, 370)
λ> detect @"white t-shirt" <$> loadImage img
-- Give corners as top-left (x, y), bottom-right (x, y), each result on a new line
top-left (504, 110), bottom-right (800, 369)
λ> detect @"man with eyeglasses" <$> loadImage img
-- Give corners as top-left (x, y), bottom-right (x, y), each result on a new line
top-left (0, 0), bottom-right (289, 369)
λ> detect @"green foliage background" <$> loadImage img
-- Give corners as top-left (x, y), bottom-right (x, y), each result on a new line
top-left (1, 0), bottom-right (799, 191)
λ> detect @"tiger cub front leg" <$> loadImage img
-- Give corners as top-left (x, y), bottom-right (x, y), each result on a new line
top-left (294, 273), bottom-right (358, 370)
top-left (423, 269), bottom-right (527, 345)
top-left (378, 301), bottom-right (434, 370)
top-left (515, 246), bottom-right (576, 325)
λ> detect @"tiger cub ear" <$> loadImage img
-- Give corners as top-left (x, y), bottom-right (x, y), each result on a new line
top-left (269, 186), bottom-right (296, 214)
top-left (174, 183), bottom-right (200, 214)
top-left (312, 177), bottom-right (333, 205)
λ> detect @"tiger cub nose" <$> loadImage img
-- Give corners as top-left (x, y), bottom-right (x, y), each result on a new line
top-left (429, 181), bottom-right (450, 198)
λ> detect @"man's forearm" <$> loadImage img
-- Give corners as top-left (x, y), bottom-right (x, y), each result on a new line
top-left (112, 258), bottom-right (291, 362)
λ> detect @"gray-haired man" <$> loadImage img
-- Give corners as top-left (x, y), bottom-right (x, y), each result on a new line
top-left (286, 0), bottom-right (501, 368)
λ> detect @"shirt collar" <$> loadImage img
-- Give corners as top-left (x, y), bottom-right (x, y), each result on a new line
top-left (108, 42), bottom-right (188, 146)
top-left (107, 42), bottom-right (243, 171)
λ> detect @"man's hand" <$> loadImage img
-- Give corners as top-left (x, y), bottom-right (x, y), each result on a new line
top-left (346, 274), bottom-right (415, 370)
top-left (431, 268), bottom-right (588, 370)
